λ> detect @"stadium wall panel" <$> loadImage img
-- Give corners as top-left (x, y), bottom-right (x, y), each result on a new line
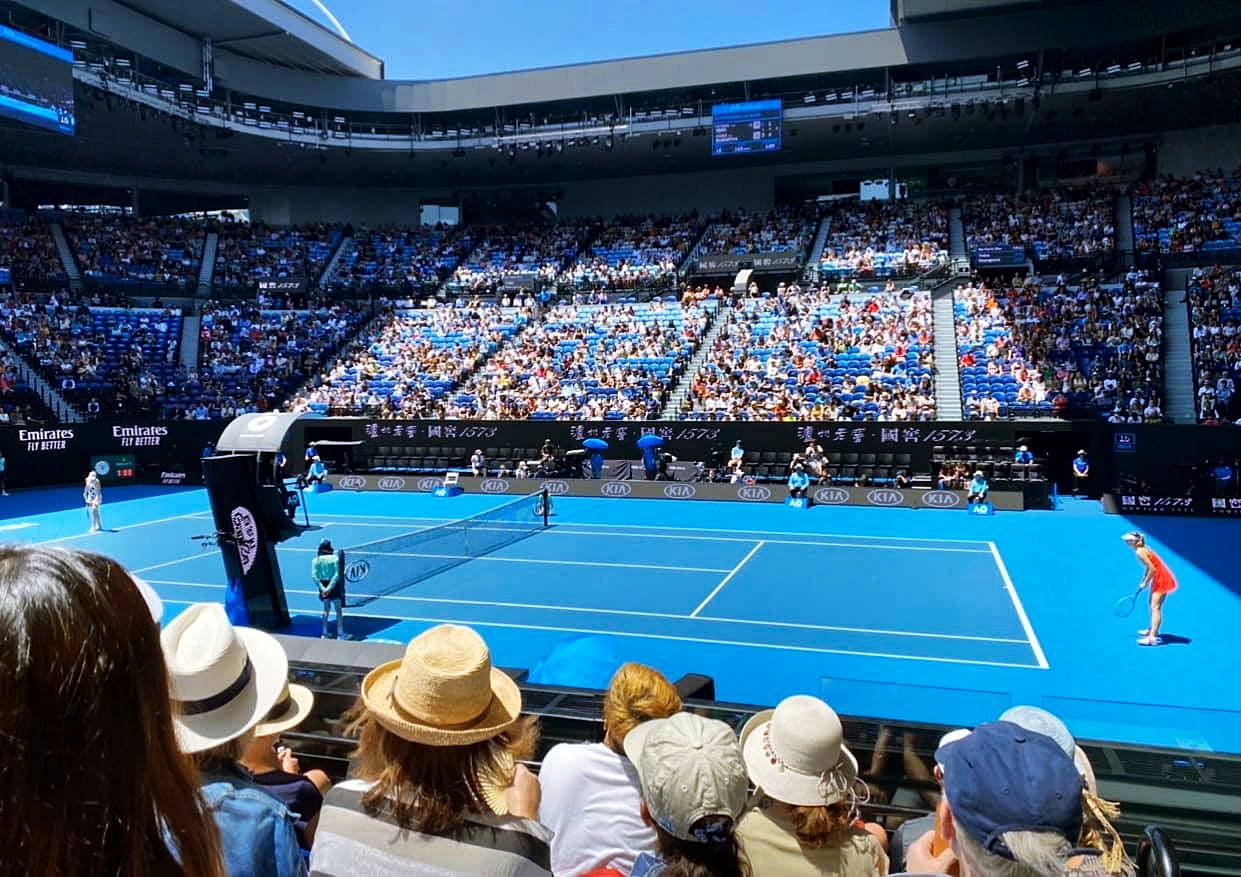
top-left (558, 167), bottom-right (776, 218)
top-left (249, 186), bottom-right (422, 226)
top-left (1157, 122), bottom-right (1241, 180)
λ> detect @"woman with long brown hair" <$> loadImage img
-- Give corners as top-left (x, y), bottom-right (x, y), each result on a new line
top-left (0, 544), bottom-right (224, 877)
top-left (310, 623), bottom-right (550, 876)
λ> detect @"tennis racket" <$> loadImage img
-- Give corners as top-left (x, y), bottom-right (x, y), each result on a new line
top-left (1113, 586), bottom-right (1144, 617)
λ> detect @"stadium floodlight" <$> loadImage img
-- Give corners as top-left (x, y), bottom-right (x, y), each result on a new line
top-left (243, 102), bottom-right (257, 110)
top-left (824, 92), bottom-right (837, 102)
top-left (114, 58), bottom-right (131, 67)
top-left (293, 111), bottom-right (305, 119)
top-left (1127, 61), bottom-right (1142, 71)
top-left (1077, 67), bottom-right (1092, 77)
top-left (178, 83), bottom-right (193, 91)
top-left (69, 39), bottom-right (87, 49)
top-left (1106, 64), bottom-right (1121, 74)
top-left (333, 116), bottom-right (346, 124)
top-left (803, 93), bottom-right (816, 104)
top-left (259, 106), bottom-right (271, 113)
top-left (681, 107), bottom-right (694, 115)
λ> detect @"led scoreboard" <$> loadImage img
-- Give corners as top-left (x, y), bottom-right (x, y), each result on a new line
top-left (711, 99), bottom-right (782, 156)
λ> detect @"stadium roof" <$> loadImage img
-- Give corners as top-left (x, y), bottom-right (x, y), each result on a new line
top-left (30, 0), bottom-right (383, 79)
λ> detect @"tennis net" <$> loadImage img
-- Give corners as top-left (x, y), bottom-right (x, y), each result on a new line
top-left (342, 488), bottom-right (549, 606)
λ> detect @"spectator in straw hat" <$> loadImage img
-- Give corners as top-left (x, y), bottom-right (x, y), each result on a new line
top-left (240, 679), bottom-right (329, 849)
top-left (899, 721), bottom-right (1086, 877)
top-left (737, 695), bottom-right (889, 877)
top-left (162, 602), bottom-right (307, 877)
top-left (0, 547), bottom-right (226, 877)
top-left (539, 662), bottom-right (683, 876)
top-left (310, 624), bottom-right (549, 876)
top-left (625, 712), bottom-right (751, 877)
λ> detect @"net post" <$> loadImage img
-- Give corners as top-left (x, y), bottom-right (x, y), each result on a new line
top-left (541, 486), bottom-right (550, 527)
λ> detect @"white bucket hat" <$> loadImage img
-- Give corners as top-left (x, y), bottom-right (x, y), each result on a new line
top-left (161, 603), bottom-right (289, 754)
top-left (740, 694), bottom-right (858, 807)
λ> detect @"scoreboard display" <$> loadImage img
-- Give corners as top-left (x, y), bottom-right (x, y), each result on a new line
top-left (91, 454), bottom-right (136, 484)
top-left (711, 99), bottom-right (782, 157)
top-left (973, 245), bottom-right (1027, 268)
top-left (0, 25), bottom-right (75, 135)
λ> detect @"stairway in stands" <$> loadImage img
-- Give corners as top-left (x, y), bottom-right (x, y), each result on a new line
top-left (1115, 193), bottom-right (1135, 270)
top-left (317, 231), bottom-right (354, 290)
top-left (659, 302), bottom-right (727, 419)
top-left (931, 274), bottom-right (968, 420)
top-left (1161, 268), bottom-right (1198, 423)
top-left (948, 205), bottom-right (968, 268)
top-left (802, 215), bottom-right (831, 281)
top-left (196, 231), bottom-right (218, 298)
top-left (48, 220), bottom-right (83, 293)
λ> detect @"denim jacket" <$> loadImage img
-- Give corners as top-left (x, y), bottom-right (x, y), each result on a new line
top-left (200, 761), bottom-right (308, 877)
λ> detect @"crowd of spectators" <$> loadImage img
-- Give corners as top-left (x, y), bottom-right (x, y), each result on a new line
top-left (684, 282), bottom-right (936, 421)
top-left (334, 224), bottom-right (475, 291)
top-left (214, 221), bottom-right (342, 288)
top-left (9, 538), bottom-right (1140, 877)
top-left (0, 213), bottom-right (65, 288)
top-left (817, 199), bottom-right (949, 279)
top-left (63, 214), bottom-right (204, 288)
top-left (964, 188), bottom-right (1116, 262)
top-left (563, 213), bottom-right (704, 290)
top-left (1186, 265), bottom-right (1241, 422)
top-left (955, 271), bottom-right (1165, 421)
top-left (451, 223), bottom-right (593, 293)
top-left (191, 300), bottom-right (364, 419)
top-left (1132, 168), bottom-right (1241, 256)
top-left (449, 298), bottom-right (713, 419)
top-left (0, 288), bottom-right (182, 418)
top-left (696, 206), bottom-right (817, 258)
top-left (285, 299), bottom-right (532, 418)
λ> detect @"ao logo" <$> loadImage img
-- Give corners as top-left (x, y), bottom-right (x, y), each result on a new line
top-left (813, 487), bottom-right (850, 505)
top-left (541, 480), bottom-right (569, 496)
top-left (337, 475), bottom-right (366, 490)
top-left (664, 484), bottom-right (696, 499)
top-left (241, 414), bottom-right (278, 435)
top-left (345, 559), bottom-right (371, 582)
top-left (737, 486), bottom-right (772, 501)
top-left (229, 507), bottom-right (259, 574)
top-left (867, 489), bottom-right (905, 507)
top-left (417, 477), bottom-right (442, 491)
top-left (480, 478), bottom-right (510, 493)
top-left (601, 481), bottom-right (632, 497)
top-left (94, 460), bottom-right (111, 476)
top-left (921, 490), bottom-right (962, 508)
top-left (377, 477), bottom-right (406, 491)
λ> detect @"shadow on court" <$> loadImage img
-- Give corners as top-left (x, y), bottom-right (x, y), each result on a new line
top-left (283, 612), bottom-right (409, 641)
top-left (1121, 514), bottom-right (1240, 600)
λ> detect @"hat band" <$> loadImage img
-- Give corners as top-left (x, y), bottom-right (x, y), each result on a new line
top-left (263, 688), bottom-right (293, 722)
top-left (177, 657), bottom-right (254, 716)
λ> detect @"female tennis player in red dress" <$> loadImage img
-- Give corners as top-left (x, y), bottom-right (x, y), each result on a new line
top-left (1123, 531), bottom-right (1177, 646)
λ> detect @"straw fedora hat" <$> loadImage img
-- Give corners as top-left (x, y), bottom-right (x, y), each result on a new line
top-left (361, 624), bottom-right (521, 746)
top-left (740, 694), bottom-right (858, 807)
top-left (253, 680), bottom-right (315, 738)
top-left (162, 603), bottom-right (289, 755)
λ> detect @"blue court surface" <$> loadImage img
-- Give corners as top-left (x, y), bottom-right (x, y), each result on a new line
top-left (5, 484), bottom-right (1240, 754)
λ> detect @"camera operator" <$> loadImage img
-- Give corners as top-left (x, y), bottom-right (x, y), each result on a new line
top-left (656, 452), bottom-right (678, 481)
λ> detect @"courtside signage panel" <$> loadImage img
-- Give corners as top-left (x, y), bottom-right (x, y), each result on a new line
top-left (711, 99), bottom-right (782, 156)
top-left (0, 26), bottom-right (74, 135)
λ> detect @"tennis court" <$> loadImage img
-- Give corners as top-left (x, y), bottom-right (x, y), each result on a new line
top-left (8, 483), bottom-right (1241, 754)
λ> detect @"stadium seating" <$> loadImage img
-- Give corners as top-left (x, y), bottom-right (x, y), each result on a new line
top-left (683, 284), bottom-right (935, 422)
top-left (63, 214), bottom-right (203, 291)
top-left (286, 301), bottom-right (531, 418)
top-left (696, 206), bottom-right (817, 260)
top-left (817, 200), bottom-right (949, 280)
top-left (450, 223), bottom-right (595, 293)
top-left (563, 213), bottom-right (704, 290)
top-left (1132, 170), bottom-right (1241, 257)
top-left (192, 302), bottom-right (365, 418)
top-left (214, 222), bottom-right (342, 288)
top-left (450, 298), bottom-right (715, 419)
top-left (955, 277), bottom-right (1165, 421)
top-left (335, 225), bottom-right (475, 291)
top-left (0, 212), bottom-right (66, 289)
top-left (1186, 266), bottom-right (1241, 422)
top-left (964, 188), bottom-right (1116, 263)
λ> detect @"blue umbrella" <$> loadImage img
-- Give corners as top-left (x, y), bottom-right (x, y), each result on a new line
top-left (583, 437), bottom-right (609, 450)
top-left (636, 434), bottom-right (664, 450)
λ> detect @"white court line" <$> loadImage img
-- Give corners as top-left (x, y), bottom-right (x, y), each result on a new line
top-left (691, 541), bottom-right (765, 617)
top-left (36, 511), bottom-right (206, 545)
top-left (306, 512), bottom-right (990, 545)
top-left (989, 541), bottom-right (1049, 670)
top-left (149, 578), bottom-right (1027, 644)
top-left (278, 547), bottom-right (731, 574)
top-left (145, 579), bottom-right (1040, 667)
top-left (133, 552), bottom-right (218, 575)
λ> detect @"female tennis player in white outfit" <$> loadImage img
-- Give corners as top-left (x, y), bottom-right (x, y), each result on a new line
top-left (84, 471), bottom-right (103, 533)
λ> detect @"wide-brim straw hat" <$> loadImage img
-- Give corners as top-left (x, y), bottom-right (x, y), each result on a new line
top-left (253, 681), bottom-right (315, 737)
top-left (162, 603), bottom-right (289, 755)
top-left (361, 624), bottom-right (521, 746)
top-left (741, 694), bottom-right (858, 807)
